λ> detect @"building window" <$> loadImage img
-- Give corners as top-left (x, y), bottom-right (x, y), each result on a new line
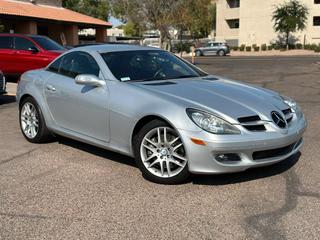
top-left (315, 0), bottom-right (320, 4)
top-left (227, 0), bottom-right (240, 8)
top-left (227, 19), bottom-right (240, 29)
top-left (314, 16), bottom-right (320, 26)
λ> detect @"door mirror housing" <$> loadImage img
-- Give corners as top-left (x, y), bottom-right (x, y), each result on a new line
top-left (28, 46), bottom-right (39, 54)
top-left (75, 74), bottom-right (106, 87)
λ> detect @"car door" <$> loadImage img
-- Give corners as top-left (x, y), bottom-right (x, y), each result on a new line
top-left (0, 36), bottom-right (15, 75)
top-left (13, 36), bottom-right (48, 74)
top-left (44, 51), bottom-right (110, 142)
top-left (210, 43), bottom-right (220, 54)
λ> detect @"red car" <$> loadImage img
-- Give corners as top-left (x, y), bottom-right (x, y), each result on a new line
top-left (0, 34), bottom-right (65, 79)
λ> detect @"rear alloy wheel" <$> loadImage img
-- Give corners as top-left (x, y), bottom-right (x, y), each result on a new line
top-left (217, 50), bottom-right (226, 56)
top-left (134, 120), bottom-right (190, 184)
top-left (20, 97), bottom-right (52, 143)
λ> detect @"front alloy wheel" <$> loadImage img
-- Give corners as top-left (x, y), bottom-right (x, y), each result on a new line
top-left (134, 120), bottom-right (190, 184)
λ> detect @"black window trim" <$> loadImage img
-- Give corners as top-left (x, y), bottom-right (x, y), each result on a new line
top-left (13, 36), bottom-right (37, 51)
top-left (46, 51), bottom-right (102, 79)
top-left (0, 36), bottom-right (14, 50)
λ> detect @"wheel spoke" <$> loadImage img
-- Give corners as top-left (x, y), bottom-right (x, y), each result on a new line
top-left (157, 128), bottom-right (161, 144)
top-left (170, 137), bottom-right (180, 146)
top-left (163, 127), bottom-right (168, 144)
top-left (169, 158), bottom-right (184, 167)
top-left (160, 161), bottom-right (164, 176)
top-left (149, 159), bottom-right (160, 168)
top-left (172, 153), bottom-right (187, 162)
top-left (173, 143), bottom-right (183, 151)
top-left (145, 138), bottom-right (157, 147)
top-left (166, 160), bottom-right (171, 177)
top-left (143, 144), bottom-right (157, 153)
top-left (144, 154), bottom-right (157, 162)
top-left (30, 125), bottom-right (36, 137)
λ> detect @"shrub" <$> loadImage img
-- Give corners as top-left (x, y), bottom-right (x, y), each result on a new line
top-left (232, 46), bottom-right (239, 51)
top-left (267, 45), bottom-right (273, 50)
top-left (310, 44), bottom-right (318, 51)
top-left (315, 46), bottom-right (320, 53)
top-left (174, 42), bottom-right (192, 53)
top-left (239, 44), bottom-right (245, 51)
top-left (296, 43), bottom-right (303, 49)
top-left (274, 45), bottom-right (281, 50)
top-left (261, 44), bottom-right (267, 51)
top-left (304, 44), bottom-right (311, 50)
top-left (246, 46), bottom-right (252, 52)
top-left (254, 46), bottom-right (260, 52)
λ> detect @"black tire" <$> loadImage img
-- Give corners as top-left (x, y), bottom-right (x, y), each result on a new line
top-left (133, 119), bottom-right (190, 184)
top-left (195, 50), bottom-right (202, 57)
top-left (217, 50), bottom-right (226, 56)
top-left (19, 97), bottom-right (53, 143)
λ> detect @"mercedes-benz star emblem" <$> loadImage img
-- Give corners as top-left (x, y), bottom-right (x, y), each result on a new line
top-left (271, 111), bottom-right (287, 128)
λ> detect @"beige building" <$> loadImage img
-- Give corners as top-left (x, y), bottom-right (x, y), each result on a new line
top-left (216, 0), bottom-right (320, 46)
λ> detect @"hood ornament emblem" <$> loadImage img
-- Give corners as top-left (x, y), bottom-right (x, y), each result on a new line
top-left (271, 111), bottom-right (287, 129)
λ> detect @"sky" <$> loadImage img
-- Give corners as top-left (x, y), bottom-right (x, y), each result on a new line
top-left (108, 16), bottom-right (124, 28)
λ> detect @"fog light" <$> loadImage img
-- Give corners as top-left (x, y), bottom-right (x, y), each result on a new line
top-left (215, 153), bottom-right (241, 163)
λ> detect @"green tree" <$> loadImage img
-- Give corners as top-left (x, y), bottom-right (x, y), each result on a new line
top-left (123, 21), bottom-right (142, 37)
top-left (63, 0), bottom-right (110, 21)
top-left (111, 0), bottom-right (216, 49)
top-left (272, 0), bottom-right (308, 49)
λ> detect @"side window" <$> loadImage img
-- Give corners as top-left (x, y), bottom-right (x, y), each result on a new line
top-left (15, 37), bottom-right (36, 50)
top-left (59, 52), bottom-right (100, 79)
top-left (47, 57), bottom-right (62, 73)
top-left (0, 36), bottom-right (13, 49)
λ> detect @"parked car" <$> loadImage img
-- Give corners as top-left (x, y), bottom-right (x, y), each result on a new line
top-left (0, 34), bottom-right (65, 79)
top-left (195, 41), bottom-right (230, 56)
top-left (17, 45), bottom-right (306, 184)
top-left (0, 71), bottom-right (6, 95)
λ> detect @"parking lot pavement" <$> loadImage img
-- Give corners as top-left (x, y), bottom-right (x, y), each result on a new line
top-left (1, 56), bottom-right (320, 240)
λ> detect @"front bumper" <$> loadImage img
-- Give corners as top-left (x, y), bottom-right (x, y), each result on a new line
top-left (178, 115), bottom-right (307, 174)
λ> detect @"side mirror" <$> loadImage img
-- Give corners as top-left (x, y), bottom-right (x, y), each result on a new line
top-left (75, 74), bottom-right (106, 87)
top-left (28, 46), bottom-right (39, 54)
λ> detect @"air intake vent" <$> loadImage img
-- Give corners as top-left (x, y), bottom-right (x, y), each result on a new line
top-left (144, 81), bottom-right (176, 86)
top-left (202, 77), bottom-right (219, 81)
top-left (238, 115), bottom-right (266, 132)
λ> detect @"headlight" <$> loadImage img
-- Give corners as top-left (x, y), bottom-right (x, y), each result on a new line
top-left (281, 95), bottom-right (302, 119)
top-left (186, 109), bottom-right (240, 134)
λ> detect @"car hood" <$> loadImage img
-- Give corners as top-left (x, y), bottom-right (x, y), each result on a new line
top-left (133, 77), bottom-right (289, 123)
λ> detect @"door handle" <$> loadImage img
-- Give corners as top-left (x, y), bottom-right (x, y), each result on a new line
top-left (46, 84), bottom-right (56, 92)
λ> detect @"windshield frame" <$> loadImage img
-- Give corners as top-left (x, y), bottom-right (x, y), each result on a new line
top-left (100, 50), bottom-right (208, 82)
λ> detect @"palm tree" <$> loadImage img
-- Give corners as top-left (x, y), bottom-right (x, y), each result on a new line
top-left (272, 0), bottom-right (309, 49)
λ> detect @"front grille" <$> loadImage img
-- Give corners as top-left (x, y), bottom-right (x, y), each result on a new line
top-left (0, 73), bottom-right (4, 92)
top-left (252, 139), bottom-right (301, 160)
top-left (238, 115), bottom-right (266, 132)
top-left (282, 108), bottom-right (293, 124)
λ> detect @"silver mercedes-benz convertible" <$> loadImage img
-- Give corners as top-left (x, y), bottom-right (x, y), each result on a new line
top-left (17, 45), bottom-right (307, 184)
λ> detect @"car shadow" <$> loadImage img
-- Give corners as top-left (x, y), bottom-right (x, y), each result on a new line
top-left (192, 152), bottom-right (301, 186)
top-left (57, 136), bottom-right (137, 168)
top-left (0, 95), bottom-right (16, 105)
top-left (56, 136), bottom-right (300, 185)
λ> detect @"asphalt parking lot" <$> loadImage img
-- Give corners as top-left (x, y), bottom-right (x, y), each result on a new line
top-left (1, 56), bottom-right (320, 240)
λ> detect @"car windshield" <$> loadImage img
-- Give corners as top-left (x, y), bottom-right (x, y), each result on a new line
top-left (30, 36), bottom-right (65, 51)
top-left (101, 50), bottom-right (207, 82)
